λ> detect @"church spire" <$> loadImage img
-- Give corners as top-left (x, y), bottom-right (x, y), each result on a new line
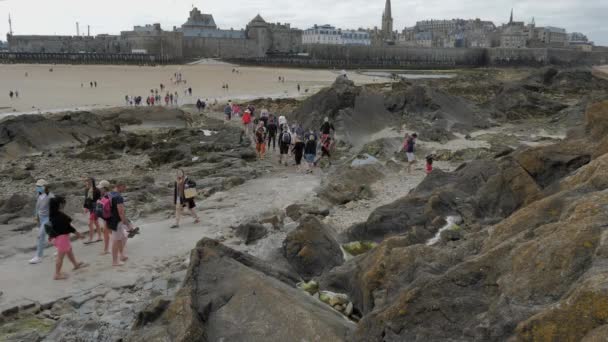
top-left (381, 0), bottom-right (393, 40)
top-left (384, 0), bottom-right (392, 19)
top-left (509, 8), bottom-right (513, 24)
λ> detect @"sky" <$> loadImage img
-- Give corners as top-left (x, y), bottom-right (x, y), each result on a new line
top-left (0, 0), bottom-right (606, 45)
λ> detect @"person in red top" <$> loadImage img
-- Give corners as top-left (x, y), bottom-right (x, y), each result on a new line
top-left (242, 109), bottom-right (252, 136)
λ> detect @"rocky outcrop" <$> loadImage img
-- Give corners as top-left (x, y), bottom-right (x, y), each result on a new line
top-left (346, 157), bottom-right (541, 241)
top-left (282, 216), bottom-right (344, 280)
top-left (291, 75), bottom-right (359, 130)
top-left (128, 238), bottom-right (354, 341)
top-left (317, 164), bottom-right (384, 205)
top-left (319, 100), bottom-right (608, 341)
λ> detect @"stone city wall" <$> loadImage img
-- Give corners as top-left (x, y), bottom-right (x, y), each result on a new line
top-left (233, 45), bottom-right (608, 69)
top-left (182, 37), bottom-right (261, 58)
top-left (7, 35), bottom-right (122, 54)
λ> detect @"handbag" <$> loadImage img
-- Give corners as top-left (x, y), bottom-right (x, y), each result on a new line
top-left (184, 188), bottom-right (198, 199)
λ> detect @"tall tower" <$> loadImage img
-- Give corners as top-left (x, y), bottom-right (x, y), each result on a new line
top-left (381, 0), bottom-right (393, 40)
top-left (509, 8), bottom-right (514, 25)
top-left (8, 14), bottom-right (13, 35)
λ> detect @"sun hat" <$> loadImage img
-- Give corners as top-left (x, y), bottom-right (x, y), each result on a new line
top-left (36, 179), bottom-right (48, 186)
top-left (97, 180), bottom-right (111, 189)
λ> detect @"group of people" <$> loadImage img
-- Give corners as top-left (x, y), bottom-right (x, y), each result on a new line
top-left (8, 90), bottom-right (19, 99)
top-left (80, 81), bottom-right (98, 88)
top-left (30, 168), bottom-right (204, 280)
top-left (225, 101), bottom-right (336, 172)
top-left (30, 178), bottom-right (139, 279)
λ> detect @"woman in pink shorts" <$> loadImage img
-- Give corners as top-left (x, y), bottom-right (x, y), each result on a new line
top-left (83, 178), bottom-right (102, 244)
top-left (47, 196), bottom-right (86, 280)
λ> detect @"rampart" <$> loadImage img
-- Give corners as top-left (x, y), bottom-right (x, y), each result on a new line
top-left (230, 45), bottom-right (608, 69)
top-left (0, 52), bottom-right (176, 65)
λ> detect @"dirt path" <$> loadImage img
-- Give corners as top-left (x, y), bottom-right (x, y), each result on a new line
top-left (0, 169), bottom-right (320, 312)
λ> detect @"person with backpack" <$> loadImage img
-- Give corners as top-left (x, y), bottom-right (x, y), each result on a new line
top-left (267, 117), bottom-right (278, 151)
top-left (320, 117), bottom-right (335, 144)
top-left (260, 108), bottom-right (269, 127)
top-left (83, 177), bottom-right (102, 245)
top-left (30, 179), bottom-right (54, 264)
top-left (46, 196), bottom-right (86, 280)
top-left (279, 125), bottom-right (292, 166)
top-left (96, 180), bottom-right (114, 256)
top-left (304, 130), bottom-right (318, 173)
top-left (171, 170), bottom-right (200, 229)
top-left (96, 180), bottom-right (130, 266)
top-left (255, 122), bottom-right (267, 160)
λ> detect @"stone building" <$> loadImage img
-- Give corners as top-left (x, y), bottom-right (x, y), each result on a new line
top-left (303, 25), bottom-right (370, 45)
top-left (7, 7), bottom-right (302, 60)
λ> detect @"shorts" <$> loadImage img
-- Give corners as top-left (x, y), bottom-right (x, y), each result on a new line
top-left (89, 211), bottom-right (98, 221)
top-left (256, 143), bottom-right (266, 153)
top-left (111, 224), bottom-right (128, 242)
top-left (178, 197), bottom-right (196, 209)
top-left (406, 153), bottom-right (416, 162)
top-left (305, 154), bottom-right (316, 163)
top-left (52, 234), bottom-right (72, 253)
top-left (280, 143), bottom-right (289, 155)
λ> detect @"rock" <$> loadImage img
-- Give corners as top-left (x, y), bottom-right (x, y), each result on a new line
top-left (342, 241), bottom-right (378, 256)
top-left (282, 216), bottom-right (344, 280)
top-left (127, 239), bottom-right (354, 342)
top-left (285, 203), bottom-right (330, 221)
top-left (132, 297), bottom-right (171, 328)
top-left (234, 222), bottom-right (268, 245)
top-left (317, 164), bottom-right (384, 205)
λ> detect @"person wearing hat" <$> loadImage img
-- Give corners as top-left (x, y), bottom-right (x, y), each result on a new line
top-left (242, 109), bottom-right (252, 137)
top-left (30, 179), bottom-right (54, 264)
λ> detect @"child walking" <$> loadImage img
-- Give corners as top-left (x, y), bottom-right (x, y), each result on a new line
top-left (47, 196), bottom-right (86, 280)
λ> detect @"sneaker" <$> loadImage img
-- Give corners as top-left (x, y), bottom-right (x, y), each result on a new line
top-left (29, 256), bottom-right (42, 264)
top-left (170, 224), bottom-right (179, 229)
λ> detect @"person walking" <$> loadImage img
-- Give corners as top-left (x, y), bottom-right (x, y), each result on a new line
top-left (171, 170), bottom-right (200, 229)
top-left (315, 136), bottom-right (332, 166)
top-left (46, 196), bottom-right (86, 280)
top-left (29, 180), bottom-right (54, 264)
top-left (242, 109), bottom-right (252, 136)
top-left (304, 130), bottom-right (318, 173)
top-left (97, 180), bottom-right (129, 265)
top-left (260, 108), bottom-right (269, 127)
top-left (83, 177), bottom-right (102, 244)
top-left (224, 102), bottom-right (233, 121)
top-left (255, 122), bottom-right (267, 160)
top-left (278, 125), bottom-right (292, 166)
top-left (320, 117), bottom-right (335, 144)
top-left (292, 135), bottom-right (305, 170)
top-left (9, 91), bottom-right (13, 99)
top-left (267, 117), bottom-right (278, 151)
top-left (402, 133), bottom-right (418, 174)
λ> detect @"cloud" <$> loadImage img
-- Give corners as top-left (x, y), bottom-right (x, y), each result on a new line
top-left (0, 0), bottom-right (606, 45)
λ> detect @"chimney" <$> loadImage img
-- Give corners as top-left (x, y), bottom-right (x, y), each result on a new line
top-left (76, 22), bottom-right (80, 36)
top-left (87, 25), bottom-right (90, 36)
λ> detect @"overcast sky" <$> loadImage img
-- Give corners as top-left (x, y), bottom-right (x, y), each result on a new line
top-left (0, 0), bottom-right (606, 45)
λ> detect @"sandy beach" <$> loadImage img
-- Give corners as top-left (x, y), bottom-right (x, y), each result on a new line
top-left (0, 62), bottom-right (381, 115)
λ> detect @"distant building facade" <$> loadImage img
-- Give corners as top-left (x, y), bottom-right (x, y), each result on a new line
top-left (6, 7), bottom-right (302, 59)
top-left (303, 25), bottom-right (370, 45)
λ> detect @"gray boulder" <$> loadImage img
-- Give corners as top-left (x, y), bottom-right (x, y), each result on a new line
top-left (128, 238), bottom-right (354, 342)
top-left (282, 216), bottom-right (344, 280)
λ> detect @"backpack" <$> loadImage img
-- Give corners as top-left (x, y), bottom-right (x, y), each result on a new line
top-left (281, 131), bottom-right (292, 144)
top-left (95, 194), bottom-right (113, 220)
top-left (256, 128), bottom-right (265, 142)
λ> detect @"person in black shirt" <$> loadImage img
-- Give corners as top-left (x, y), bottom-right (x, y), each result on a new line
top-left (320, 117), bottom-right (335, 141)
top-left (83, 177), bottom-right (102, 244)
top-left (267, 117), bottom-right (278, 151)
top-left (48, 196), bottom-right (85, 280)
top-left (292, 135), bottom-right (305, 170)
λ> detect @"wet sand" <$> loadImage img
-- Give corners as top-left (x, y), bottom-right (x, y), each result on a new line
top-left (0, 62), bottom-right (381, 114)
